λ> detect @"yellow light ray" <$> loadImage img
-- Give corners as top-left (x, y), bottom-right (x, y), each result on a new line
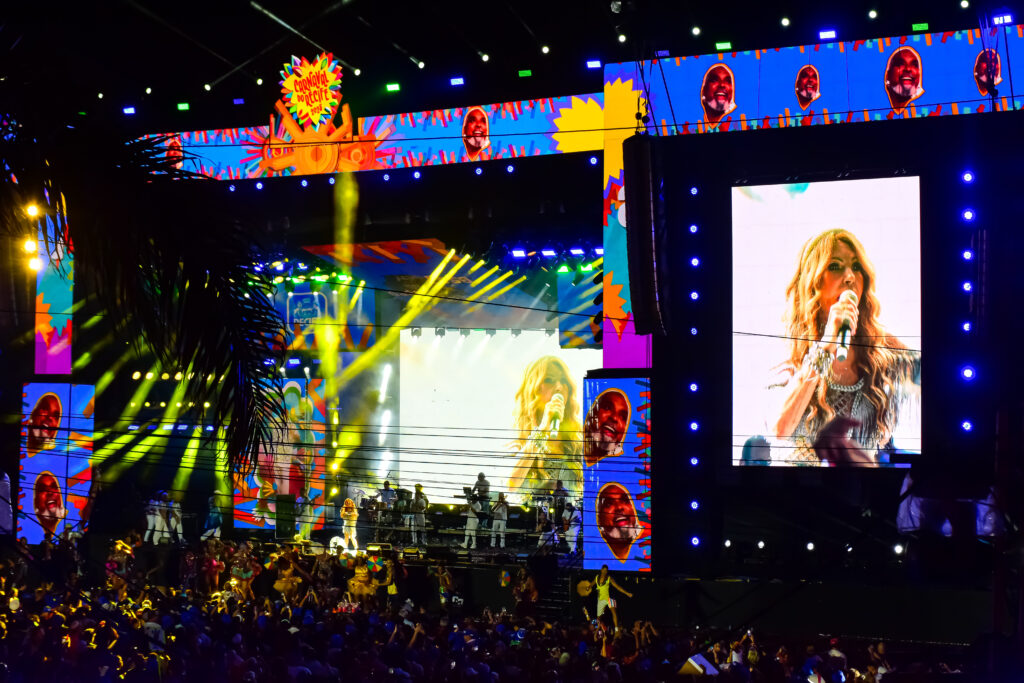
top-left (470, 265), bottom-right (499, 287)
top-left (467, 259), bottom-right (487, 274)
top-left (464, 270), bottom-right (513, 303)
top-left (171, 428), bottom-right (203, 494)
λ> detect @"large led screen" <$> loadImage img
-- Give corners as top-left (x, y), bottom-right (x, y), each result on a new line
top-left (233, 379), bottom-right (328, 529)
top-left (732, 178), bottom-right (921, 467)
top-left (399, 329), bottom-right (600, 504)
top-left (581, 376), bottom-right (651, 572)
top-left (18, 383), bottom-right (95, 543)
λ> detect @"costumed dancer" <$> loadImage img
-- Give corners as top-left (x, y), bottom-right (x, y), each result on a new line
top-left (340, 498), bottom-right (359, 554)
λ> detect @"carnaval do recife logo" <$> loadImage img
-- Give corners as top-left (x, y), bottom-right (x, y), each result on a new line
top-left (280, 53), bottom-right (344, 129)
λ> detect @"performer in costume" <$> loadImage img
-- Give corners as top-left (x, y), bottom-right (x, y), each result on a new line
top-left (340, 498), bottom-right (359, 554)
top-left (582, 564), bottom-right (633, 632)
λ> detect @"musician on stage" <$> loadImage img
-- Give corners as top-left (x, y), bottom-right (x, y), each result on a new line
top-left (562, 502), bottom-right (582, 555)
top-left (472, 472), bottom-right (491, 529)
top-left (459, 495), bottom-right (482, 550)
top-left (379, 480), bottom-right (397, 509)
top-left (410, 484), bottom-right (428, 545)
top-left (490, 492), bottom-right (509, 549)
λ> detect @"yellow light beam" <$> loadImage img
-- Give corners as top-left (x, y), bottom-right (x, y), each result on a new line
top-left (464, 270), bottom-right (513, 303)
top-left (467, 259), bottom-right (487, 274)
top-left (171, 428), bottom-right (203, 494)
top-left (470, 265), bottom-right (499, 287)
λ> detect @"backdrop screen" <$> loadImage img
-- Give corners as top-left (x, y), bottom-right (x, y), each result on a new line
top-left (732, 177), bottom-right (921, 467)
top-left (19, 383), bottom-right (95, 543)
top-left (399, 329), bottom-right (600, 504)
top-left (581, 376), bottom-right (651, 571)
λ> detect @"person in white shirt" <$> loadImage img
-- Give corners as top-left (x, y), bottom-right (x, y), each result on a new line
top-left (460, 498), bottom-right (482, 549)
top-left (490, 493), bottom-right (509, 548)
top-left (166, 496), bottom-right (183, 543)
top-left (144, 492), bottom-right (167, 543)
top-left (562, 502), bottom-right (582, 554)
top-left (410, 486), bottom-right (428, 545)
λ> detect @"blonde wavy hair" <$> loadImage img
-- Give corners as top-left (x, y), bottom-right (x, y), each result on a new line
top-left (784, 228), bottom-right (914, 445)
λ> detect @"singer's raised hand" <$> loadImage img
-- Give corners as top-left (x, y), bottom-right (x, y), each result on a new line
top-left (541, 393), bottom-right (566, 432)
top-left (822, 290), bottom-right (859, 351)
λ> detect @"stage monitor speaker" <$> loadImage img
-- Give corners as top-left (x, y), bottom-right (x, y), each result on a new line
top-left (623, 133), bottom-right (666, 336)
top-left (680, 654), bottom-right (719, 676)
top-left (274, 494), bottom-right (296, 540)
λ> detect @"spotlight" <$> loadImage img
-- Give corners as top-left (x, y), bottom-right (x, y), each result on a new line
top-left (459, 328), bottom-right (471, 337)
top-left (962, 249), bottom-right (973, 260)
top-left (962, 209), bottom-right (975, 221)
top-left (174, 372), bottom-right (183, 380)
top-left (506, 164), bottom-right (514, 173)
top-left (690, 536), bottom-right (700, 546)
top-left (724, 539), bottom-right (732, 548)
top-left (26, 204), bottom-right (40, 218)
top-left (690, 327), bottom-right (698, 335)
top-left (450, 77), bottom-right (465, 86)
top-left (145, 372), bottom-right (154, 380)
top-left (542, 45), bottom-right (550, 54)
top-left (177, 102), bottom-right (190, 111)
top-left (689, 500), bottom-right (699, 510)
top-left (417, 61), bottom-right (425, 69)
top-left (846, 545), bottom-right (853, 553)
top-left (411, 327), bottom-right (421, 337)
top-left (962, 281), bottom-right (973, 292)
top-left (690, 291), bottom-right (699, 300)
top-left (511, 248), bottom-right (527, 258)
top-left (301, 179), bottom-right (308, 187)
top-left (993, 13), bottom-right (1013, 25)
top-left (474, 167), bottom-right (483, 176)
top-left (819, 29), bottom-right (837, 40)
top-left (329, 177), bottom-right (336, 185)
top-left (618, 34), bottom-right (627, 43)
top-left (28, 257), bottom-right (42, 271)
top-left (146, 87), bottom-right (152, 94)
top-left (570, 248), bottom-right (585, 256)
top-left (23, 238), bottom-right (36, 253)
top-left (161, 372), bottom-right (170, 380)
top-left (781, 17), bottom-right (790, 26)
top-left (961, 420), bottom-right (973, 432)
top-left (689, 457), bottom-right (699, 466)
top-left (806, 542), bottom-right (815, 551)
top-left (960, 366), bottom-right (976, 381)
top-left (435, 327), bottom-right (445, 337)
top-left (962, 321), bottom-right (972, 332)
top-left (586, 59), bottom-right (602, 69)
top-left (690, 257), bottom-right (700, 267)
top-left (594, 247), bottom-right (605, 255)
top-left (689, 186), bottom-right (698, 196)
top-left (256, 78), bottom-right (264, 85)
top-left (386, 83), bottom-right (400, 92)
top-left (541, 248), bottom-right (557, 257)
top-left (689, 421), bottom-right (699, 431)
top-left (960, 0), bottom-right (969, 7)
top-left (962, 171), bottom-right (974, 183)
top-left (868, 9), bottom-right (878, 19)
top-left (689, 383), bottom-right (698, 392)
top-left (228, 184), bottom-right (236, 192)
top-left (689, 224), bottom-right (698, 233)
top-left (383, 173), bottom-right (390, 181)
top-left (511, 329), bottom-right (522, 337)
top-left (204, 84), bottom-right (211, 91)
top-left (255, 182), bottom-right (263, 190)
top-left (481, 53), bottom-right (490, 62)
top-left (123, 106), bottom-right (136, 115)
top-left (413, 171), bottom-right (421, 179)
top-left (589, 156), bottom-right (598, 165)
top-left (893, 543), bottom-right (905, 555)
top-left (132, 371), bottom-right (141, 380)
top-left (691, 26), bottom-right (701, 36)
top-left (98, 92), bottom-right (104, 99)
top-left (353, 68), bottom-right (362, 76)
top-left (233, 98), bottom-right (245, 105)
top-left (757, 540), bottom-right (765, 549)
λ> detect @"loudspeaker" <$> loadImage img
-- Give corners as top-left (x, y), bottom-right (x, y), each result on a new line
top-left (275, 494), bottom-right (296, 540)
top-left (679, 654), bottom-right (719, 676)
top-left (623, 133), bottom-right (665, 335)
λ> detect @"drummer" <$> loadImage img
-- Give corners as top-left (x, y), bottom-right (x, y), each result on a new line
top-left (379, 480), bottom-right (397, 509)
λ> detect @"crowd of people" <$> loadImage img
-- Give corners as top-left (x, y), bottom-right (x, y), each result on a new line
top-left (0, 528), bottom-right (975, 683)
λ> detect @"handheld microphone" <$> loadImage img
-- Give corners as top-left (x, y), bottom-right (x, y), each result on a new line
top-left (549, 392), bottom-right (565, 436)
top-left (835, 290), bottom-right (859, 363)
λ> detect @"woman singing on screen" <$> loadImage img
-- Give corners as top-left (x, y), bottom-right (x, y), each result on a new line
top-left (507, 356), bottom-right (583, 504)
top-left (767, 228), bottom-right (919, 466)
